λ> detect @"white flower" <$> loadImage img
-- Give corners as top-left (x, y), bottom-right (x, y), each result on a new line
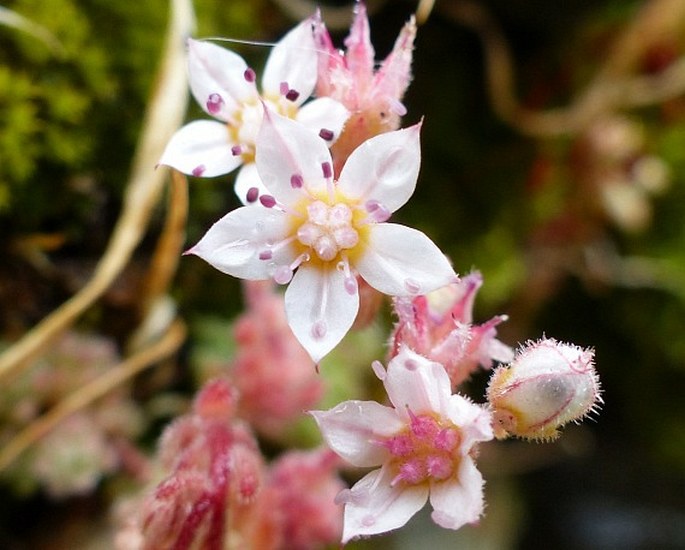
top-left (311, 348), bottom-right (494, 542)
top-left (187, 109), bottom-right (457, 362)
top-left (159, 16), bottom-right (349, 203)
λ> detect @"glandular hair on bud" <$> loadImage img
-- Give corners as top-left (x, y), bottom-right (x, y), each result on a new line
top-left (486, 338), bottom-right (601, 441)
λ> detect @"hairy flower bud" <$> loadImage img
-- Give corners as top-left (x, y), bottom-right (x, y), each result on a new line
top-left (486, 338), bottom-right (601, 441)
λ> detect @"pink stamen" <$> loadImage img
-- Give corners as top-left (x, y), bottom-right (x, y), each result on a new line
top-left (289, 252), bottom-right (310, 271)
top-left (344, 275), bottom-right (358, 295)
top-left (388, 97), bottom-right (408, 116)
top-left (260, 194), bottom-right (277, 208)
top-left (246, 187), bottom-right (259, 203)
top-left (244, 68), bottom-right (256, 82)
top-left (337, 257), bottom-right (358, 295)
top-left (206, 93), bottom-right (224, 115)
top-left (365, 200), bottom-right (391, 223)
top-left (192, 165), bottom-right (206, 177)
top-left (410, 414), bottom-right (438, 438)
top-left (319, 128), bottom-right (334, 141)
top-left (334, 488), bottom-right (353, 505)
top-left (425, 455), bottom-right (453, 480)
top-left (290, 173), bottom-right (304, 189)
top-left (273, 265), bottom-right (293, 285)
top-left (321, 161), bottom-right (332, 179)
top-left (285, 89), bottom-right (300, 102)
top-left (385, 435), bottom-right (413, 456)
top-left (434, 427), bottom-right (460, 452)
top-left (371, 360), bottom-right (386, 380)
top-left (404, 278), bottom-right (421, 294)
top-left (279, 81), bottom-right (289, 95)
top-left (231, 145), bottom-right (242, 156)
top-left (396, 459), bottom-right (425, 485)
top-left (258, 250), bottom-right (272, 261)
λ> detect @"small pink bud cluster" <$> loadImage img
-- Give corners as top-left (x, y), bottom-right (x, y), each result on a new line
top-left (313, 2), bottom-right (417, 175)
top-left (126, 378), bottom-right (344, 550)
top-left (231, 281), bottom-right (324, 439)
top-left (140, 379), bottom-right (263, 550)
top-left (390, 272), bottom-right (514, 387)
top-left (256, 449), bottom-right (344, 550)
top-left (486, 338), bottom-right (602, 441)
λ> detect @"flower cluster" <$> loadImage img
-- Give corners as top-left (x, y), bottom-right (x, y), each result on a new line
top-left (150, 3), bottom-right (603, 547)
top-left (116, 378), bottom-right (344, 550)
top-left (390, 272), bottom-right (515, 387)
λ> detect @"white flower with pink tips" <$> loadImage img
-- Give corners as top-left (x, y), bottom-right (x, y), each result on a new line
top-left (159, 16), bottom-right (349, 203)
top-left (187, 109), bottom-right (456, 363)
top-left (311, 347), bottom-right (494, 542)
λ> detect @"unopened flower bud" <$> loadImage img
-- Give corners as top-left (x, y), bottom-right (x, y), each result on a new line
top-left (486, 338), bottom-right (601, 441)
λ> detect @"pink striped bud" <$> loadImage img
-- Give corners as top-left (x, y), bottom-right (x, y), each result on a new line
top-left (486, 338), bottom-right (601, 441)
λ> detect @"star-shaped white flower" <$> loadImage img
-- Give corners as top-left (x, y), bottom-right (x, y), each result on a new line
top-left (159, 16), bottom-right (349, 203)
top-left (310, 347), bottom-right (494, 542)
top-left (187, 109), bottom-right (457, 363)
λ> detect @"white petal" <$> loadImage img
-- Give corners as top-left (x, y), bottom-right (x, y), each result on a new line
top-left (384, 347), bottom-right (453, 419)
top-left (188, 39), bottom-right (257, 118)
top-left (262, 18), bottom-right (318, 103)
top-left (489, 338), bottom-right (515, 363)
top-left (337, 123), bottom-right (421, 213)
top-left (296, 97), bottom-right (349, 145)
top-left (284, 263), bottom-right (358, 363)
top-left (310, 401), bottom-right (403, 467)
top-left (233, 162), bottom-right (269, 205)
top-left (158, 120), bottom-right (242, 177)
top-left (342, 466), bottom-right (428, 544)
top-left (256, 109), bottom-right (331, 207)
top-left (355, 223), bottom-right (456, 297)
top-left (429, 459), bottom-right (484, 530)
top-left (188, 206), bottom-right (295, 280)
top-left (445, 396), bottom-right (494, 447)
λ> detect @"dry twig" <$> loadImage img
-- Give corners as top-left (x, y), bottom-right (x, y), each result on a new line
top-left (0, 319), bottom-right (187, 472)
top-left (0, 0), bottom-right (194, 382)
top-left (441, 0), bottom-right (685, 136)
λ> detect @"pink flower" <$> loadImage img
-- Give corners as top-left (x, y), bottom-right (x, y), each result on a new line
top-left (311, 347), bottom-right (493, 543)
top-left (159, 16), bottom-right (349, 203)
top-left (487, 338), bottom-right (602, 441)
top-left (188, 109), bottom-right (456, 363)
top-left (390, 272), bottom-right (514, 387)
top-left (314, 3), bottom-right (417, 173)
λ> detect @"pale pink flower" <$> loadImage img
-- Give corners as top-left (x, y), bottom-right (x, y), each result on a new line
top-left (314, 3), bottom-right (417, 172)
top-left (311, 347), bottom-right (493, 543)
top-left (390, 272), bottom-right (514, 387)
top-left (188, 109), bottom-right (456, 363)
top-left (487, 338), bottom-right (602, 441)
top-left (159, 16), bottom-right (349, 203)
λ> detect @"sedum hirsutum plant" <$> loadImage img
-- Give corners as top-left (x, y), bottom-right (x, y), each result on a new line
top-left (126, 4), bottom-right (603, 547)
top-left (2, 0), bottom-right (636, 547)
